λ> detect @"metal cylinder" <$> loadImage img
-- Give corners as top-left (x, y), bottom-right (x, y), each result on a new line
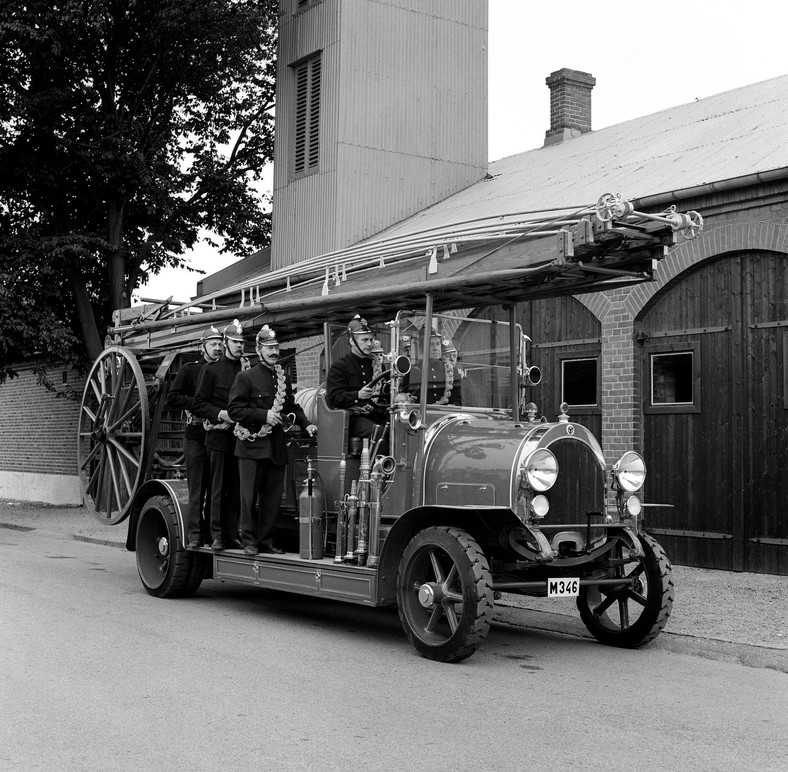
top-left (344, 480), bottom-right (358, 562)
top-left (299, 467), bottom-right (324, 560)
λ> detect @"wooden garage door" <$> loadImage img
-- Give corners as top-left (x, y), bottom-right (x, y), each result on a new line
top-left (638, 252), bottom-right (788, 575)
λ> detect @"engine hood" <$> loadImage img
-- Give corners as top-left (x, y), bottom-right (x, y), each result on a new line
top-left (420, 413), bottom-right (606, 515)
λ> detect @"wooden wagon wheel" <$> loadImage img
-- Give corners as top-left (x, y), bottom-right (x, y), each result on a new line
top-left (78, 347), bottom-right (149, 525)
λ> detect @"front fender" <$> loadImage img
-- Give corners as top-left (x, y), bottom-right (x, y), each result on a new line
top-left (125, 479), bottom-right (189, 551)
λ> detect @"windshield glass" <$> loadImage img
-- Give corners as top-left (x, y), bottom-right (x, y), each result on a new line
top-left (396, 311), bottom-right (516, 410)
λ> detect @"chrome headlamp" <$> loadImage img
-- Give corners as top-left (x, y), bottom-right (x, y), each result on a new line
top-left (612, 451), bottom-right (646, 492)
top-left (521, 448), bottom-right (558, 492)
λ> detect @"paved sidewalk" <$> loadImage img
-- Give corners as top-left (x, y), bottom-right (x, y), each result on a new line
top-left (2, 499), bottom-right (786, 672)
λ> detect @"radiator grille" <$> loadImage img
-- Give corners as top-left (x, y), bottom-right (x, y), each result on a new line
top-left (546, 438), bottom-right (606, 526)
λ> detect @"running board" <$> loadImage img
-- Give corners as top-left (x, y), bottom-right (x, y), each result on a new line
top-left (213, 551), bottom-right (379, 606)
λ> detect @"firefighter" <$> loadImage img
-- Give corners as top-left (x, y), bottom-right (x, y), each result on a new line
top-left (326, 315), bottom-right (388, 443)
top-left (193, 319), bottom-right (246, 551)
top-left (441, 336), bottom-right (471, 405)
top-left (409, 331), bottom-right (462, 406)
top-left (165, 326), bottom-right (223, 549)
top-left (228, 325), bottom-right (316, 555)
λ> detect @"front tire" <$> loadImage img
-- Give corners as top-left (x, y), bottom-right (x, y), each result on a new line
top-left (397, 526), bottom-right (493, 662)
top-left (577, 532), bottom-right (674, 647)
top-left (136, 495), bottom-right (205, 598)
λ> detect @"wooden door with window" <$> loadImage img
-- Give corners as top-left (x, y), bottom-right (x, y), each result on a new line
top-left (639, 252), bottom-right (788, 575)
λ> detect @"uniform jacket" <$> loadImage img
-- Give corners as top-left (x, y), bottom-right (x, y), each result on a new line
top-left (192, 355), bottom-right (243, 452)
top-left (410, 359), bottom-right (463, 406)
top-left (165, 357), bottom-right (207, 442)
top-left (326, 353), bottom-right (387, 419)
top-left (228, 362), bottom-right (310, 464)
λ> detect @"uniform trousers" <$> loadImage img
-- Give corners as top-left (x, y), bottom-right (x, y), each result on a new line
top-left (238, 457), bottom-right (286, 549)
top-left (206, 447), bottom-right (240, 542)
top-left (184, 436), bottom-right (211, 544)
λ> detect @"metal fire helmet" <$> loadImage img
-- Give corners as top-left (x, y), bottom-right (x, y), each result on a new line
top-left (371, 338), bottom-right (384, 355)
top-left (200, 326), bottom-right (223, 344)
top-left (223, 319), bottom-right (244, 342)
top-left (347, 314), bottom-right (371, 337)
top-left (256, 325), bottom-right (278, 346)
top-left (441, 338), bottom-right (457, 355)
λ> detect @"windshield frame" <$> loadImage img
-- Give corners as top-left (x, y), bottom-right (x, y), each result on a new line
top-left (393, 300), bottom-right (522, 421)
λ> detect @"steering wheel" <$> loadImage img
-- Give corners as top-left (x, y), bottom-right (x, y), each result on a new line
top-left (364, 368), bottom-right (391, 392)
top-left (361, 368), bottom-right (392, 409)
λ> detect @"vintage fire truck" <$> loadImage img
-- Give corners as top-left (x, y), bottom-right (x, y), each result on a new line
top-left (78, 194), bottom-right (702, 662)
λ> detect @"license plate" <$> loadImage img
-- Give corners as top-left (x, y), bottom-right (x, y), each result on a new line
top-left (548, 578), bottom-right (580, 597)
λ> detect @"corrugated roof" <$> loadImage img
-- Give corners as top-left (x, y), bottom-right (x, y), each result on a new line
top-left (375, 73), bottom-right (788, 239)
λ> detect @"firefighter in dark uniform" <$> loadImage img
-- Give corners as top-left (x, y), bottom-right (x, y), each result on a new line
top-left (410, 331), bottom-right (463, 406)
top-left (165, 326), bottom-right (223, 549)
top-left (326, 315), bottom-right (388, 441)
top-left (193, 319), bottom-right (245, 551)
top-left (228, 325), bottom-right (317, 555)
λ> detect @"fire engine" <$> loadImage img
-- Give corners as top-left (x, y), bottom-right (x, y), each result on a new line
top-left (78, 194), bottom-right (702, 661)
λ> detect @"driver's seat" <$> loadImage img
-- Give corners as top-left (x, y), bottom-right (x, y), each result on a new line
top-left (315, 393), bottom-right (350, 458)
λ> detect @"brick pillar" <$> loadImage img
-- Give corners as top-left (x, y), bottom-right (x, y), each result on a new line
top-left (544, 68), bottom-right (596, 147)
top-left (600, 291), bottom-right (638, 464)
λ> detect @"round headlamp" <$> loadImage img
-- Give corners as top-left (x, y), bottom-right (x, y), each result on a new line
top-left (522, 449), bottom-right (558, 492)
top-left (612, 451), bottom-right (646, 492)
top-left (530, 494), bottom-right (550, 518)
top-left (626, 495), bottom-right (642, 516)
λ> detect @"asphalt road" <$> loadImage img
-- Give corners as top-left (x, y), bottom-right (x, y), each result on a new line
top-left (2, 528), bottom-right (787, 772)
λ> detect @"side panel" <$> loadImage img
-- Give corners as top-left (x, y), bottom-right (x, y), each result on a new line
top-left (214, 555), bottom-right (378, 606)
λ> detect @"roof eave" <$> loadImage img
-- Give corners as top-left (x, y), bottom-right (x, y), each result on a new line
top-left (635, 167), bottom-right (788, 209)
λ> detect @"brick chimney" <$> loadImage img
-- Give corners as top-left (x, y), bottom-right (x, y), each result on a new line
top-left (544, 68), bottom-right (596, 147)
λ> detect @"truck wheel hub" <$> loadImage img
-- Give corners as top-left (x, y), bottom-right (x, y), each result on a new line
top-left (157, 536), bottom-right (169, 557)
top-left (418, 583), bottom-right (440, 607)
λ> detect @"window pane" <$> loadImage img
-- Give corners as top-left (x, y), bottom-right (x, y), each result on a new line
top-left (651, 352), bottom-right (693, 404)
top-left (562, 358), bottom-right (597, 406)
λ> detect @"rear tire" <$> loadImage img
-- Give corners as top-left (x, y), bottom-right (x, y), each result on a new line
top-left (397, 526), bottom-right (493, 662)
top-left (577, 532), bottom-right (674, 647)
top-left (136, 495), bottom-right (204, 598)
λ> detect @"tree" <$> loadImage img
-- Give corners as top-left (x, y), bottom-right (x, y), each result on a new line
top-left (0, 0), bottom-right (278, 380)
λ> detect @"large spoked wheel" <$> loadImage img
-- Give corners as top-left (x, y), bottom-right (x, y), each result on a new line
top-left (78, 347), bottom-right (149, 524)
top-left (577, 532), bottom-right (674, 648)
top-left (397, 526), bottom-right (494, 663)
top-left (136, 495), bottom-right (206, 598)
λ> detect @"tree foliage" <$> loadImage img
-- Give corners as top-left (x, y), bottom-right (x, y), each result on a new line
top-left (0, 0), bottom-right (278, 379)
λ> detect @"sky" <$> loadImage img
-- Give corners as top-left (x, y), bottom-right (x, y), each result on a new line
top-left (136, 0), bottom-right (788, 303)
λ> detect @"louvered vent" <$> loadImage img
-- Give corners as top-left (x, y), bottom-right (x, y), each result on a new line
top-left (294, 54), bottom-right (321, 176)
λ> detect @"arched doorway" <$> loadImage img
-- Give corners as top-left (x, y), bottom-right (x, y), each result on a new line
top-left (637, 251), bottom-right (788, 575)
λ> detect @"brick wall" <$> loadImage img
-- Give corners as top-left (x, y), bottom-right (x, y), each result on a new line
top-left (599, 290), bottom-right (638, 461)
top-left (294, 334), bottom-right (324, 389)
top-left (0, 365), bottom-right (84, 504)
top-left (0, 365), bottom-right (83, 476)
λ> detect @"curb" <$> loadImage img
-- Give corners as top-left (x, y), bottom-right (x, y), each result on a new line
top-left (494, 603), bottom-right (788, 674)
top-left (1, 521), bottom-right (126, 550)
